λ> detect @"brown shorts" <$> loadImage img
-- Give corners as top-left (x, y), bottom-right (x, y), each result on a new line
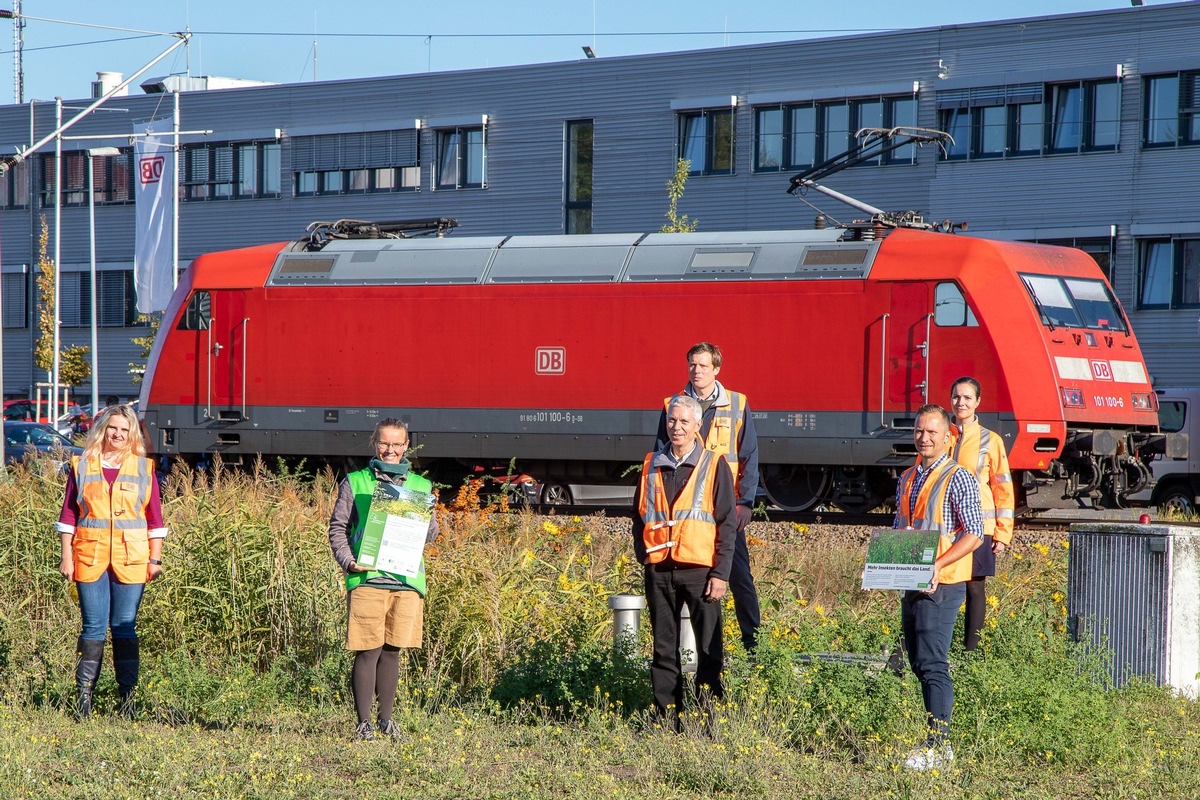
top-left (346, 585), bottom-right (424, 650)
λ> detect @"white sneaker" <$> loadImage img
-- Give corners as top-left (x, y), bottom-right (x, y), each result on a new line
top-left (903, 742), bottom-right (954, 771)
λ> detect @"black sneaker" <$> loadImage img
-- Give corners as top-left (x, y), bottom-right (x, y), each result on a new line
top-left (354, 721), bottom-right (375, 742)
top-left (377, 718), bottom-right (400, 740)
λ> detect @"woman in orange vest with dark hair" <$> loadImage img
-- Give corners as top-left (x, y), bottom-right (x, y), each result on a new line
top-left (949, 377), bottom-right (1015, 651)
top-left (57, 405), bottom-right (165, 719)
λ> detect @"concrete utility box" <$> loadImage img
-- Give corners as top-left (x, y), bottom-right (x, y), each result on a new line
top-left (1067, 522), bottom-right (1200, 695)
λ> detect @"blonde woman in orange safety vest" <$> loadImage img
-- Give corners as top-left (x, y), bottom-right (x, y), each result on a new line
top-left (57, 405), bottom-right (165, 719)
top-left (949, 377), bottom-right (1015, 652)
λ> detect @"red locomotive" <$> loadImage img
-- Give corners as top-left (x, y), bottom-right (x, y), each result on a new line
top-left (140, 217), bottom-right (1168, 511)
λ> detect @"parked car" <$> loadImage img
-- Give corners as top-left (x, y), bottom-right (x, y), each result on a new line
top-left (3, 399), bottom-right (36, 421)
top-left (539, 481), bottom-right (637, 507)
top-left (3, 421), bottom-right (84, 468)
top-left (1132, 388), bottom-right (1200, 514)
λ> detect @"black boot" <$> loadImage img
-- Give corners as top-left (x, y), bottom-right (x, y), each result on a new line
top-left (75, 638), bottom-right (105, 721)
top-left (112, 637), bottom-right (140, 719)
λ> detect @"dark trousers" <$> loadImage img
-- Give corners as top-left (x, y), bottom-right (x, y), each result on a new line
top-left (729, 527), bottom-right (762, 652)
top-left (901, 582), bottom-right (966, 743)
top-left (963, 577), bottom-right (987, 651)
top-left (644, 564), bottom-right (724, 720)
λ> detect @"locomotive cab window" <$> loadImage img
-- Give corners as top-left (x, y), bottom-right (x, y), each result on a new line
top-left (1020, 274), bottom-right (1127, 332)
top-left (934, 282), bottom-right (978, 327)
top-left (177, 291), bottom-right (211, 331)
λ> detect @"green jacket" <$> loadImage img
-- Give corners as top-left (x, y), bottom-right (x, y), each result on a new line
top-left (346, 468), bottom-right (434, 595)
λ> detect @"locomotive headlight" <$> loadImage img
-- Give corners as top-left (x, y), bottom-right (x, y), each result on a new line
top-left (1131, 392), bottom-right (1156, 411)
top-left (1061, 388), bottom-right (1085, 408)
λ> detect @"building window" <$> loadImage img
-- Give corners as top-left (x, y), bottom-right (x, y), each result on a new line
top-left (60, 270), bottom-right (135, 327)
top-left (678, 108), bottom-right (734, 176)
top-left (39, 150), bottom-right (134, 207)
top-left (1144, 72), bottom-right (1200, 147)
top-left (435, 126), bottom-right (486, 189)
top-left (564, 119), bottom-right (593, 235)
top-left (937, 79), bottom-right (1118, 160)
top-left (753, 94), bottom-right (916, 172)
top-left (292, 130), bottom-right (418, 196)
top-left (1139, 238), bottom-right (1200, 309)
top-left (1029, 237), bottom-right (1115, 281)
top-left (2, 272), bottom-right (26, 328)
top-left (183, 141), bottom-right (280, 200)
top-left (1, 160), bottom-right (28, 209)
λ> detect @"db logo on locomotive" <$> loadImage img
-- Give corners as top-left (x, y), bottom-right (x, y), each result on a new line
top-left (139, 156), bottom-right (165, 185)
top-left (1090, 360), bottom-right (1113, 381)
top-left (535, 347), bottom-right (565, 375)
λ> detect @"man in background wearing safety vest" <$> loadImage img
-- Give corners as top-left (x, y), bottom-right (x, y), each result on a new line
top-left (655, 341), bottom-right (762, 653)
top-left (893, 404), bottom-right (983, 772)
top-left (635, 394), bottom-right (737, 730)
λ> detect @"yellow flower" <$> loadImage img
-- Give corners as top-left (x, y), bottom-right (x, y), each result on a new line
top-left (542, 521), bottom-right (561, 536)
top-left (986, 595), bottom-right (999, 609)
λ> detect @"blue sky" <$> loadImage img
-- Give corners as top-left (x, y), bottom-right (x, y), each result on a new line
top-left (0, 0), bottom-right (1137, 103)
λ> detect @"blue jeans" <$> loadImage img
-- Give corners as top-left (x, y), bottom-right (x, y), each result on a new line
top-left (901, 581), bottom-right (966, 743)
top-left (77, 570), bottom-right (145, 641)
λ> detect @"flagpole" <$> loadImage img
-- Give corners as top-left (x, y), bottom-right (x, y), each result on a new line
top-left (172, 90), bottom-right (179, 293)
top-left (51, 96), bottom-right (60, 425)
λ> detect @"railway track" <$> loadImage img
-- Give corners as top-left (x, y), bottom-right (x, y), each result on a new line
top-left (540, 503), bottom-right (1178, 532)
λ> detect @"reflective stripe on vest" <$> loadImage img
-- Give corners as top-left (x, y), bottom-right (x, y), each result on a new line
top-left (70, 454), bottom-right (153, 584)
top-left (950, 421), bottom-right (1016, 541)
top-left (897, 459), bottom-right (973, 585)
top-left (639, 448), bottom-right (720, 568)
top-left (346, 468), bottom-right (433, 595)
top-left (663, 390), bottom-right (746, 488)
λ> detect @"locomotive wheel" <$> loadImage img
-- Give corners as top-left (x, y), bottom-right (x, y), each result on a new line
top-left (761, 464), bottom-right (830, 512)
top-left (540, 482), bottom-right (575, 507)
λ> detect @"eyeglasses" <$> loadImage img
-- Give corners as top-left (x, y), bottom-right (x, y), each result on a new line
top-left (376, 441), bottom-right (408, 451)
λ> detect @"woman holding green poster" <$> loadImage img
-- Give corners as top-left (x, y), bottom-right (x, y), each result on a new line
top-left (327, 418), bottom-right (439, 742)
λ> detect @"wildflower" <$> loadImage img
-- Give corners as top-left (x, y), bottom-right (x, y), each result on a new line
top-left (1031, 543), bottom-right (1050, 556)
top-left (542, 521), bottom-right (561, 536)
top-left (986, 595), bottom-right (999, 609)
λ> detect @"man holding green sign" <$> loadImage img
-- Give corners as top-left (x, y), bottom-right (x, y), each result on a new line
top-left (327, 418), bottom-right (439, 742)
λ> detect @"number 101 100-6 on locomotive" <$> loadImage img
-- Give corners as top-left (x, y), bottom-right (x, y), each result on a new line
top-left (139, 219), bottom-right (1174, 511)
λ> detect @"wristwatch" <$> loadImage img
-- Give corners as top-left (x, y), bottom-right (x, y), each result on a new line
top-left (149, 558), bottom-right (162, 565)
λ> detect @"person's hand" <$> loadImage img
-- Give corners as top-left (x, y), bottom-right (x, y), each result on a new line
top-left (922, 572), bottom-right (941, 594)
top-left (704, 577), bottom-right (727, 603)
top-left (147, 563), bottom-right (163, 582)
top-left (348, 561), bottom-right (369, 573)
top-left (993, 540), bottom-right (1007, 554)
top-left (735, 505), bottom-right (752, 531)
top-left (59, 554), bottom-right (73, 580)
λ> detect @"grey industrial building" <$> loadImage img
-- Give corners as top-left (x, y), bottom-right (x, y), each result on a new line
top-left (0, 1), bottom-right (1198, 401)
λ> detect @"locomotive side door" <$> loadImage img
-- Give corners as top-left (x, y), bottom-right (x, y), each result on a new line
top-left (886, 282), bottom-right (932, 413)
top-left (207, 289), bottom-right (248, 420)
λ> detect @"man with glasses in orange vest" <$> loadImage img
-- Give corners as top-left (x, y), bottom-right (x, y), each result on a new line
top-left (635, 394), bottom-right (737, 730)
top-left (894, 404), bottom-right (984, 772)
top-left (655, 341), bottom-right (761, 653)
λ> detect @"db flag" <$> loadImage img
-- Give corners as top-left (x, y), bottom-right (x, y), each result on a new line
top-left (133, 119), bottom-right (175, 313)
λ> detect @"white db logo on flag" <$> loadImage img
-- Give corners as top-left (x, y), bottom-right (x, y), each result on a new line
top-left (139, 156), bottom-right (164, 184)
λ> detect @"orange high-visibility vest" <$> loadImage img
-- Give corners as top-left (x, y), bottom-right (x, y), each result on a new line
top-left (663, 390), bottom-right (746, 489)
top-left (639, 446), bottom-right (721, 568)
top-left (950, 422), bottom-right (1015, 545)
top-left (70, 454), bottom-right (154, 584)
top-left (896, 459), bottom-right (975, 586)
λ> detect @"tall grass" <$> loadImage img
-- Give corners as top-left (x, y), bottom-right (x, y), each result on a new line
top-left (1, 455), bottom-right (1199, 798)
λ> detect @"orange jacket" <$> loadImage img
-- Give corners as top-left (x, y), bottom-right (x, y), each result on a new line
top-left (896, 458), bottom-right (976, 586)
top-left (663, 390), bottom-right (747, 487)
top-left (950, 421), bottom-right (1015, 545)
top-left (70, 454), bottom-right (155, 583)
top-left (639, 447), bottom-right (722, 568)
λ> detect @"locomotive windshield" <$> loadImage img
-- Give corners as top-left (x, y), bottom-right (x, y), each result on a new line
top-left (1019, 274), bottom-right (1128, 332)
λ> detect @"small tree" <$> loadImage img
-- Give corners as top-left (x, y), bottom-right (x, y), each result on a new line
top-left (129, 312), bottom-right (162, 385)
top-left (33, 216), bottom-right (90, 392)
top-left (660, 158), bottom-right (699, 233)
